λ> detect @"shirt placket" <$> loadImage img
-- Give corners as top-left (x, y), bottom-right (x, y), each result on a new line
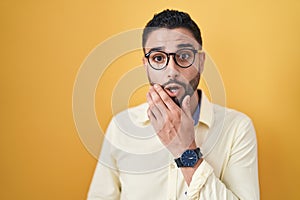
top-left (167, 160), bottom-right (178, 200)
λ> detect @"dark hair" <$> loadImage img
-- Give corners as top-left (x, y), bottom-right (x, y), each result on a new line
top-left (142, 9), bottom-right (202, 49)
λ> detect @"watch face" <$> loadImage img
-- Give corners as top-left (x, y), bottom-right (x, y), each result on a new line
top-left (180, 150), bottom-right (198, 167)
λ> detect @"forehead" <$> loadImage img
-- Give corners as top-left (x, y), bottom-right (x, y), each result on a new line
top-left (144, 28), bottom-right (200, 51)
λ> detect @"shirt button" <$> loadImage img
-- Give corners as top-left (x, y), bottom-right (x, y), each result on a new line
top-left (170, 164), bottom-right (175, 169)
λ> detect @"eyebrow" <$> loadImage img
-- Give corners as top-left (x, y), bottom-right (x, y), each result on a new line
top-left (177, 43), bottom-right (195, 49)
top-left (148, 47), bottom-right (164, 52)
top-left (146, 43), bottom-right (196, 53)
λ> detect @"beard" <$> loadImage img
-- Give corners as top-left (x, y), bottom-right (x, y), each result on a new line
top-left (148, 72), bottom-right (200, 107)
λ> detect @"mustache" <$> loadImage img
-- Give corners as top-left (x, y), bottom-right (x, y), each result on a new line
top-left (160, 79), bottom-right (187, 89)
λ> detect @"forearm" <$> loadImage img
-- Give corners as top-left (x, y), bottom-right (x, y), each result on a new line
top-left (178, 141), bottom-right (203, 186)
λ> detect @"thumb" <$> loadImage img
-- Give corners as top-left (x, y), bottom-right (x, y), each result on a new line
top-left (181, 95), bottom-right (192, 117)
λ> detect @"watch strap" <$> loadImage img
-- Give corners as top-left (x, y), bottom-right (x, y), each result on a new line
top-left (174, 157), bottom-right (184, 167)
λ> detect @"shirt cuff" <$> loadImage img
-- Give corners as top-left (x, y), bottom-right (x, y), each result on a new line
top-left (186, 159), bottom-right (214, 200)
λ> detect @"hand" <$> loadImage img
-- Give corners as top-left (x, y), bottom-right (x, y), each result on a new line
top-left (146, 84), bottom-right (196, 157)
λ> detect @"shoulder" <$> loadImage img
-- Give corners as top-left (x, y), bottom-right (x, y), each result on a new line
top-left (113, 103), bottom-right (149, 124)
top-left (211, 104), bottom-right (256, 144)
top-left (213, 104), bottom-right (253, 127)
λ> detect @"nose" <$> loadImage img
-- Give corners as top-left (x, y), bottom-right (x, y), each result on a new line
top-left (166, 55), bottom-right (180, 78)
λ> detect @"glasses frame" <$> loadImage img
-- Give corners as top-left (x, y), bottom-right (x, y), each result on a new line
top-left (145, 48), bottom-right (202, 70)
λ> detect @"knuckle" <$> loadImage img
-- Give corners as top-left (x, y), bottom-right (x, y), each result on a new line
top-left (165, 114), bottom-right (171, 122)
top-left (156, 86), bottom-right (163, 92)
top-left (172, 110), bottom-right (181, 118)
top-left (148, 103), bottom-right (154, 109)
top-left (161, 93), bottom-right (169, 102)
top-left (152, 95), bottom-right (160, 104)
top-left (148, 100), bottom-right (156, 108)
top-left (153, 98), bottom-right (160, 104)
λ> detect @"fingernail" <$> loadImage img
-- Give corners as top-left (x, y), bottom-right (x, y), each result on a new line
top-left (154, 84), bottom-right (159, 89)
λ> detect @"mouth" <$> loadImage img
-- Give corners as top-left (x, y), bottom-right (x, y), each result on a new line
top-left (163, 83), bottom-right (183, 97)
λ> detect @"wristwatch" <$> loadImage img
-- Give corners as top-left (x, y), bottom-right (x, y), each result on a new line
top-left (174, 148), bottom-right (202, 167)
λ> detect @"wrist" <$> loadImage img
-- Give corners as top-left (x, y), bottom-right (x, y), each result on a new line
top-left (188, 141), bottom-right (197, 149)
top-left (174, 147), bottom-right (203, 168)
top-left (172, 141), bottom-right (197, 158)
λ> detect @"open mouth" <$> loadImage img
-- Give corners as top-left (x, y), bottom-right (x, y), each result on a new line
top-left (163, 84), bottom-right (182, 97)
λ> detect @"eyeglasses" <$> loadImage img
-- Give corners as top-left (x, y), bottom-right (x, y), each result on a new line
top-left (145, 48), bottom-right (202, 70)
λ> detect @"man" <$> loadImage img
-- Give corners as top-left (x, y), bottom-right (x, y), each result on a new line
top-left (88, 10), bottom-right (259, 199)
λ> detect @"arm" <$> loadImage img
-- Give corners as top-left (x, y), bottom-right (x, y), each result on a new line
top-left (146, 84), bottom-right (202, 185)
top-left (187, 119), bottom-right (259, 199)
top-left (147, 85), bottom-right (259, 199)
top-left (87, 162), bottom-right (121, 200)
top-left (87, 123), bottom-right (121, 200)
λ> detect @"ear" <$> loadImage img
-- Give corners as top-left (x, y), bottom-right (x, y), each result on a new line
top-left (199, 52), bottom-right (205, 74)
top-left (142, 57), bottom-right (148, 69)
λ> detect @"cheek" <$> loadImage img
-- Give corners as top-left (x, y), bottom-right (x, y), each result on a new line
top-left (146, 68), bottom-right (164, 84)
top-left (182, 66), bottom-right (200, 81)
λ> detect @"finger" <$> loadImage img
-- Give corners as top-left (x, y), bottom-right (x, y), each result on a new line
top-left (181, 95), bottom-right (192, 118)
top-left (148, 86), bottom-right (169, 116)
top-left (147, 108), bottom-right (163, 133)
top-left (153, 84), bottom-right (180, 111)
top-left (146, 91), bottom-right (163, 120)
top-left (152, 84), bottom-right (181, 124)
top-left (147, 107), bottom-right (156, 121)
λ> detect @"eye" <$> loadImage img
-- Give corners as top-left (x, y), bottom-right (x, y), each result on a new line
top-left (151, 52), bottom-right (166, 63)
top-left (154, 55), bottom-right (164, 62)
top-left (179, 53), bottom-right (190, 60)
top-left (178, 51), bottom-right (192, 60)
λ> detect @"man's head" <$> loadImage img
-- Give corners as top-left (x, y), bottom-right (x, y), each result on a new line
top-left (142, 10), bottom-right (205, 107)
top-left (142, 9), bottom-right (202, 51)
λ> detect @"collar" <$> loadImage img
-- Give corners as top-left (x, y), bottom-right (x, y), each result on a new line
top-left (198, 91), bottom-right (213, 128)
top-left (131, 90), bottom-right (214, 128)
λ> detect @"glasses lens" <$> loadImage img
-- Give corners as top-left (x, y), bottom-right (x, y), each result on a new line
top-left (175, 49), bottom-right (195, 67)
top-left (148, 51), bottom-right (167, 69)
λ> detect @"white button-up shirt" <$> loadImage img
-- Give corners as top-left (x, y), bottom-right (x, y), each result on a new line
top-left (87, 92), bottom-right (260, 199)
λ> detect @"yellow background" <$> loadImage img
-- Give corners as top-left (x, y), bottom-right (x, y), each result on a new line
top-left (1, 0), bottom-right (300, 199)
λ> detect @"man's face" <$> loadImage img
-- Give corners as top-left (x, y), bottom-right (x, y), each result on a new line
top-left (143, 28), bottom-right (205, 106)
